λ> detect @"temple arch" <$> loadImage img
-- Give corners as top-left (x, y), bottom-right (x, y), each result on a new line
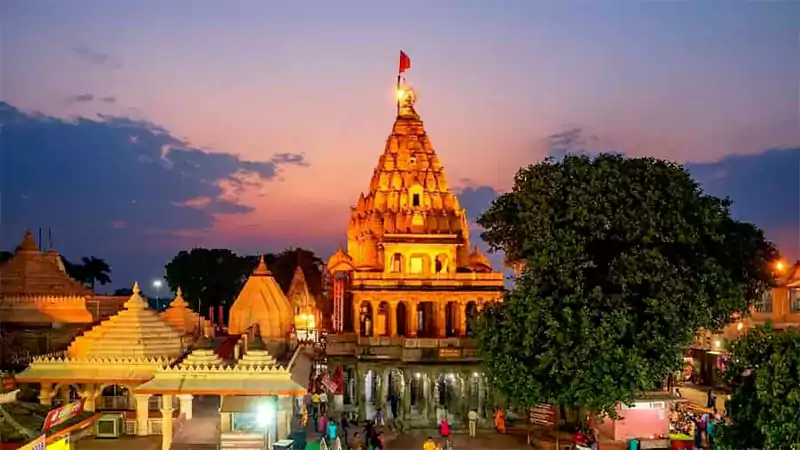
top-left (98, 384), bottom-right (135, 410)
top-left (396, 302), bottom-right (408, 336)
top-left (445, 301), bottom-right (459, 337)
top-left (359, 301), bottom-right (374, 336)
top-left (377, 302), bottom-right (390, 336)
top-left (466, 301), bottom-right (478, 335)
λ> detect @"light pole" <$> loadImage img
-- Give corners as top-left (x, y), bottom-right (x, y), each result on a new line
top-left (152, 279), bottom-right (164, 309)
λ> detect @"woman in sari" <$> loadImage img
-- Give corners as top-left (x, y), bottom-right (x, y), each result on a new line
top-left (494, 407), bottom-right (506, 433)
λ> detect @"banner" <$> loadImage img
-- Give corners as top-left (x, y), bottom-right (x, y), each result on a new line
top-left (18, 435), bottom-right (45, 450)
top-left (48, 436), bottom-right (71, 450)
top-left (43, 399), bottom-right (85, 432)
top-left (530, 403), bottom-right (555, 427)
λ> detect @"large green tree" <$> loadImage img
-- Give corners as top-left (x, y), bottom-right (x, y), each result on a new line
top-left (716, 325), bottom-right (800, 449)
top-left (476, 154), bottom-right (778, 420)
top-left (164, 248), bottom-right (252, 312)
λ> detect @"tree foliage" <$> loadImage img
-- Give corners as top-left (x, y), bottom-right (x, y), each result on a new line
top-left (164, 247), bottom-right (325, 314)
top-left (716, 325), bottom-right (800, 449)
top-left (61, 256), bottom-right (112, 290)
top-left (475, 154), bottom-right (778, 418)
top-left (0, 251), bottom-right (12, 265)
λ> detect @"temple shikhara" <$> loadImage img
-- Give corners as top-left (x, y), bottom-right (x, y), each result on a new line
top-left (0, 231), bottom-right (128, 370)
top-left (325, 84), bottom-right (505, 426)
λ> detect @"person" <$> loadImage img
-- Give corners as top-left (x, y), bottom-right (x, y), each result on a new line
top-left (468, 408), bottom-right (478, 438)
top-left (364, 420), bottom-right (374, 446)
top-left (319, 413), bottom-right (328, 434)
top-left (331, 435), bottom-right (342, 450)
top-left (423, 436), bottom-right (437, 450)
top-left (389, 395), bottom-right (399, 420)
top-left (675, 387), bottom-right (683, 398)
top-left (352, 433), bottom-right (364, 450)
top-left (495, 407), bottom-right (506, 434)
top-left (311, 391), bottom-right (321, 429)
top-left (706, 414), bottom-right (716, 449)
top-left (327, 419), bottom-right (338, 442)
top-left (442, 438), bottom-right (453, 450)
top-left (375, 431), bottom-right (385, 450)
top-left (320, 390), bottom-right (329, 415)
top-left (440, 415), bottom-right (451, 438)
top-left (341, 415), bottom-right (349, 445)
top-left (706, 390), bottom-right (715, 409)
top-left (374, 408), bottom-right (385, 426)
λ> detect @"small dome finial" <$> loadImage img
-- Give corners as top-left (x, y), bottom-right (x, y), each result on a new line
top-left (253, 254), bottom-right (271, 276)
top-left (133, 281), bottom-right (141, 295)
top-left (124, 281), bottom-right (148, 310)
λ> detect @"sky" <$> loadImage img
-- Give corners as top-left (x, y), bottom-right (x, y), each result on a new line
top-left (1, 1), bottom-right (798, 293)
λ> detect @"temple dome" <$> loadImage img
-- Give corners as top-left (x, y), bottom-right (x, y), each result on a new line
top-left (237, 332), bottom-right (278, 368)
top-left (468, 246), bottom-right (493, 273)
top-left (180, 336), bottom-right (222, 367)
top-left (326, 245), bottom-right (355, 273)
top-left (0, 230), bottom-right (91, 298)
top-left (227, 256), bottom-right (293, 338)
top-left (159, 287), bottom-right (203, 335)
top-left (67, 282), bottom-right (185, 359)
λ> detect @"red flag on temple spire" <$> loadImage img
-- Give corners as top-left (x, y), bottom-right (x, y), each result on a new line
top-left (399, 50), bottom-right (411, 74)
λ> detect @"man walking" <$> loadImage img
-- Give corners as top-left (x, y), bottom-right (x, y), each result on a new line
top-left (468, 408), bottom-right (478, 438)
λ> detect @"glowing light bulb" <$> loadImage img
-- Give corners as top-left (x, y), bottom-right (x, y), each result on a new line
top-left (775, 260), bottom-right (786, 272)
top-left (737, 322), bottom-right (744, 331)
top-left (396, 89), bottom-right (405, 100)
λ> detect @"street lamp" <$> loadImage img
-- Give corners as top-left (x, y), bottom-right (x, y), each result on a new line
top-left (152, 279), bottom-right (164, 309)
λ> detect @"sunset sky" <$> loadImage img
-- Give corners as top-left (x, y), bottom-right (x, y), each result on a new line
top-left (1, 1), bottom-right (798, 292)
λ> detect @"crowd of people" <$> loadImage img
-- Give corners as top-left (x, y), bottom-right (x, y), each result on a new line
top-left (669, 396), bottom-right (721, 449)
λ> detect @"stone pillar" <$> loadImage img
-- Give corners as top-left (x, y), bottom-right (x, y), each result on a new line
top-left (353, 296), bottom-right (362, 337)
top-left (81, 384), bottom-right (96, 412)
top-left (278, 396), bottom-right (293, 441)
top-left (233, 343), bottom-right (241, 360)
top-left (459, 303), bottom-right (467, 336)
top-left (134, 394), bottom-right (151, 436)
top-left (370, 300), bottom-right (380, 336)
top-left (39, 383), bottom-right (54, 406)
top-left (160, 394), bottom-right (174, 450)
top-left (436, 303), bottom-right (447, 338)
top-left (407, 302), bottom-right (418, 337)
top-left (178, 394), bottom-right (194, 420)
top-left (402, 371), bottom-right (412, 418)
top-left (379, 369), bottom-right (389, 413)
top-left (355, 366), bottom-right (366, 421)
top-left (388, 303), bottom-right (397, 337)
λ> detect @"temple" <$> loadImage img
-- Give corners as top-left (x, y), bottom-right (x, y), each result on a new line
top-left (13, 283), bottom-right (311, 449)
top-left (227, 256), bottom-right (294, 341)
top-left (0, 231), bottom-right (127, 369)
top-left (326, 84), bottom-right (505, 427)
top-left (159, 287), bottom-right (208, 336)
top-left (287, 267), bottom-right (319, 341)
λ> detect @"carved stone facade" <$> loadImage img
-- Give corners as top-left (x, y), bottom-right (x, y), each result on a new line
top-left (326, 85), bottom-right (505, 427)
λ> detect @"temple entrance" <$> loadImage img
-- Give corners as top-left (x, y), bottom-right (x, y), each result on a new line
top-left (386, 370), bottom-right (404, 419)
top-left (416, 302), bottom-right (435, 338)
top-left (409, 373), bottom-right (425, 415)
top-left (359, 302), bottom-right (374, 336)
top-left (344, 367), bottom-right (356, 405)
top-left (376, 302), bottom-right (390, 336)
top-left (52, 384), bottom-right (79, 407)
top-left (467, 372), bottom-right (488, 417)
top-left (396, 302), bottom-right (407, 336)
top-left (436, 373), bottom-right (463, 421)
top-left (99, 384), bottom-right (133, 410)
top-left (445, 302), bottom-right (458, 337)
top-left (364, 370), bottom-right (380, 419)
top-left (466, 301), bottom-right (478, 335)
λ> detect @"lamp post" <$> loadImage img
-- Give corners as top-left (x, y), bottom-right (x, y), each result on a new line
top-left (152, 279), bottom-right (164, 309)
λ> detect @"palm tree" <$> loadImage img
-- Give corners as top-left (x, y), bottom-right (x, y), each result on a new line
top-left (80, 257), bottom-right (112, 291)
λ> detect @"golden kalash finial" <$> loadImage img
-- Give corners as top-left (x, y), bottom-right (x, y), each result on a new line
top-left (396, 85), bottom-right (418, 117)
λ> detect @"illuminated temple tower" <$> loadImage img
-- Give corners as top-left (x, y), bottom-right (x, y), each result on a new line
top-left (326, 83), bottom-right (505, 427)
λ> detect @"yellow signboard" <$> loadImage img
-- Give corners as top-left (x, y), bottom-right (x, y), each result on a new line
top-left (47, 436), bottom-right (71, 450)
top-left (18, 435), bottom-right (45, 450)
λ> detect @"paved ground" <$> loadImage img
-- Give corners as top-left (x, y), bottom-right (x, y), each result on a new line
top-left (677, 384), bottom-right (729, 412)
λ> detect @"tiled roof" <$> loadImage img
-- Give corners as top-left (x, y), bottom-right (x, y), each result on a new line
top-left (0, 231), bottom-right (91, 297)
